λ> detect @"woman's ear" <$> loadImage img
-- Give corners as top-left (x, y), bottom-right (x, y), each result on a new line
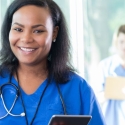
top-left (52, 26), bottom-right (59, 42)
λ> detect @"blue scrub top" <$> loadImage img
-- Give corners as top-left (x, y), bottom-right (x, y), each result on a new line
top-left (0, 71), bottom-right (106, 125)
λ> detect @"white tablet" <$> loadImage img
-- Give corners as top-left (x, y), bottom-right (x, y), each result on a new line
top-left (48, 115), bottom-right (92, 125)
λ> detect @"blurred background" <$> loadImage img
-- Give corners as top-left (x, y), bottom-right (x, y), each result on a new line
top-left (1, 0), bottom-right (125, 90)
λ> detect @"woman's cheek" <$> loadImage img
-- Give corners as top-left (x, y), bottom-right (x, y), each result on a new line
top-left (9, 31), bottom-right (18, 45)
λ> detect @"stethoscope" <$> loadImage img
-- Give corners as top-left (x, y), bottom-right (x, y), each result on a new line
top-left (0, 83), bottom-right (25, 119)
top-left (0, 74), bottom-right (25, 119)
top-left (0, 72), bottom-right (67, 124)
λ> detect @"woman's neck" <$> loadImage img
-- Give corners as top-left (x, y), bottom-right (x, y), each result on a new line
top-left (15, 62), bottom-right (48, 94)
top-left (17, 61), bottom-right (48, 77)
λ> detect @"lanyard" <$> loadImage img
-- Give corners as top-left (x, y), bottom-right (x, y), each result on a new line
top-left (16, 71), bottom-right (49, 125)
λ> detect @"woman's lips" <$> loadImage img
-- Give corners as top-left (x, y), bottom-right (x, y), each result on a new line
top-left (18, 47), bottom-right (37, 55)
top-left (20, 47), bottom-right (36, 52)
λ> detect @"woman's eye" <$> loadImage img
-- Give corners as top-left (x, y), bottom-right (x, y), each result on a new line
top-left (14, 28), bottom-right (23, 32)
top-left (34, 30), bottom-right (43, 33)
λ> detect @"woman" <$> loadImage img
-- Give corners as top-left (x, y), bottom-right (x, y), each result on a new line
top-left (0, 0), bottom-right (105, 125)
top-left (94, 25), bottom-right (125, 125)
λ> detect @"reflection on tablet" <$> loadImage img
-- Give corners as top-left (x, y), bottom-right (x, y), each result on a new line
top-left (48, 115), bottom-right (92, 125)
top-left (52, 121), bottom-right (68, 125)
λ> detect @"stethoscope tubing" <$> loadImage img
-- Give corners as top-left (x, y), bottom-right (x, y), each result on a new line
top-left (0, 94), bottom-right (17, 119)
top-left (0, 74), bottom-right (25, 120)
top-left (0, 94), bottom-right (25, 119)
top-left (0, 73), bottom-right (66, 125)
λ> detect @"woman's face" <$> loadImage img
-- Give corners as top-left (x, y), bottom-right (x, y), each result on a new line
top-left (9, 5), bottom-right (58, 66)
top-left (116, 32), bottom-right (125, 59)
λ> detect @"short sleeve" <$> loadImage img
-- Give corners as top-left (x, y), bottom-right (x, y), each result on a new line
top-left (80, 80), bottom-right (106, 125)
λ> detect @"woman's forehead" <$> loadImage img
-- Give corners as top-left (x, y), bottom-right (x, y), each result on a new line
top-left (12, 5), bottom-right (53, 27)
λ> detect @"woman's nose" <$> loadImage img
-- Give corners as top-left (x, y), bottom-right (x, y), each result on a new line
top-left (21, 32), bottom-right (34, 43)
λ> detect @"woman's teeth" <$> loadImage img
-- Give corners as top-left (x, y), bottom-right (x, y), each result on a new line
top-left (20, 47), bottom-right (35, 52)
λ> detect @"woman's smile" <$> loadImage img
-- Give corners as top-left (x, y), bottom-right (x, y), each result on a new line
top-left (18, 46), bottom-right (37, 55)
top-left (20, 47), bottom-right (36, 52)
top-left (9, 5), bottom-right (55, 65)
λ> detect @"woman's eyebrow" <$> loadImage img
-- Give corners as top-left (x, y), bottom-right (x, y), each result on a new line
top-left (12, 22), bottom-right (24, 27)
top-left (32, 24), bottom-right (45, 28)
top-left (12, 22), bottom-right (45, 28)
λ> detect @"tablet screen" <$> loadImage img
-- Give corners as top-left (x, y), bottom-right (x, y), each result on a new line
top-left (48, 115), bottom-right (92, 125)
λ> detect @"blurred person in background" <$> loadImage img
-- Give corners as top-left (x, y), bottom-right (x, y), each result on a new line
top-left (92, 24), bottom-right (125, 125)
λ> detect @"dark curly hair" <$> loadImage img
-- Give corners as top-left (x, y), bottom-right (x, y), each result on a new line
top-left (0, 0), bottom-right (75, 83)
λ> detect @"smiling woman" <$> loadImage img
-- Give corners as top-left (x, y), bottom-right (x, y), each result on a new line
top-left (9, 5), bottom-right (58, 67)
top-left (0, 0), bottom-right (105, 125)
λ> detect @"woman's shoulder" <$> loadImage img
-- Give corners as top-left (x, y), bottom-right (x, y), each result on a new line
top-left (65, 73), bottom-right (105, 125)
top-left (67, 72), bottom-right (97, 106)
top-left (68, 71), bottom-right (91, 90)
top-left (69, 72), bottom-right (86, 83)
